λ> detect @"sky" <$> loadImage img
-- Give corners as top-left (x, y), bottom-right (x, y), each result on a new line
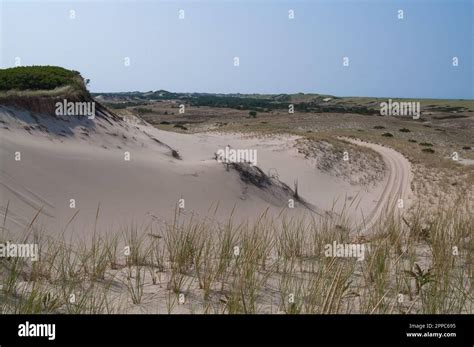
top-left (0, 0), bottom-right (472, 99)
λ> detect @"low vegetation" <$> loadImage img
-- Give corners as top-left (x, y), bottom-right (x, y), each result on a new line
top-left (1, 192), bottom-right (471, 314)
top-left (0, 66), bottom-right (82, 91)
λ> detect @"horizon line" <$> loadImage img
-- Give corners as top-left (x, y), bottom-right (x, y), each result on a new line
top-left (90, 90), bottom-right (474, 101)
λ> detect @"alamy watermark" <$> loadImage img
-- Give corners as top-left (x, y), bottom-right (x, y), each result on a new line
top-left (18, 321), bottom-right (55, 340)
top-left (324, 241), bottom-right (368, 261)
top-left (216, 145), bottom-right (258, 166)
top-left (380, 99), bottom-right (420, 119)
top-left (55, 99), bottom-right (95, 119)
top-left (0, 241), bottom-right (38, 261)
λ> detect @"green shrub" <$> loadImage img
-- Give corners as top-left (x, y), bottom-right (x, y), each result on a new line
top-left (135, 107), bottom-right (154, 114)
top-left (419, 142), bottom-right (433, 147)
top-left (0, 66), bottom-right (81, 91)
top-left (174, 124), bottom-right (188, 130)
top-left (373, 125), bottom-right (385, 129)
top-left (399, 128), bottom-right (410, 132)
top-left (422, 148), bottom-right (435, 153)
top-left (381, 132), bottom-right (393, 137)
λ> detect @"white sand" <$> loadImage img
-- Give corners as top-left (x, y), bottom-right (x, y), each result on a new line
top-left (0, 106), bottom-right (412, 239)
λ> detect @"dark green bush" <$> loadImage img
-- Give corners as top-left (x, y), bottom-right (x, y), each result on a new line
top-left (135, 107), bottom-right (154, 114)
top-left (0, 66), bottom-right (80, 91)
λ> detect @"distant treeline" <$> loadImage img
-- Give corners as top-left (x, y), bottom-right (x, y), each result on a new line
top-left (0, 66), bottom-right (82, 91)
top-left (97, 91), bottom-right (379, 115)
top-left (186, 95), bottom-right (288, 111)
top-left (186, 96), bottom-right (378, 114)
top-left (107, 101), bottom-right (148, 109)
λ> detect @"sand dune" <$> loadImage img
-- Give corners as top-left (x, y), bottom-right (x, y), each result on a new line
top-left (0, 105), bottom-right (412, 239)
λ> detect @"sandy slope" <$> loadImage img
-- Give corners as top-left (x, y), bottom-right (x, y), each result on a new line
top-left (0, 106), bottom-right (411, 239)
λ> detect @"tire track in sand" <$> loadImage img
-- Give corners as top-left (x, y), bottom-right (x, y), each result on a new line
top-left (342, 138), bottom-right (412, 234)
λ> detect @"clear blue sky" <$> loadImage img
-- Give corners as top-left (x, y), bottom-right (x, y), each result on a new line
top-left (1, 0), bottom-right (472, 99)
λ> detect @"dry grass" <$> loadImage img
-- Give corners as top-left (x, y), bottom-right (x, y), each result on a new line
top-left (0, 191), bottom-right (471, 314)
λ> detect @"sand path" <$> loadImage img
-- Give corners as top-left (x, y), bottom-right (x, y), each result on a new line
top-left (342, 138), bottom-right (412, 233)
